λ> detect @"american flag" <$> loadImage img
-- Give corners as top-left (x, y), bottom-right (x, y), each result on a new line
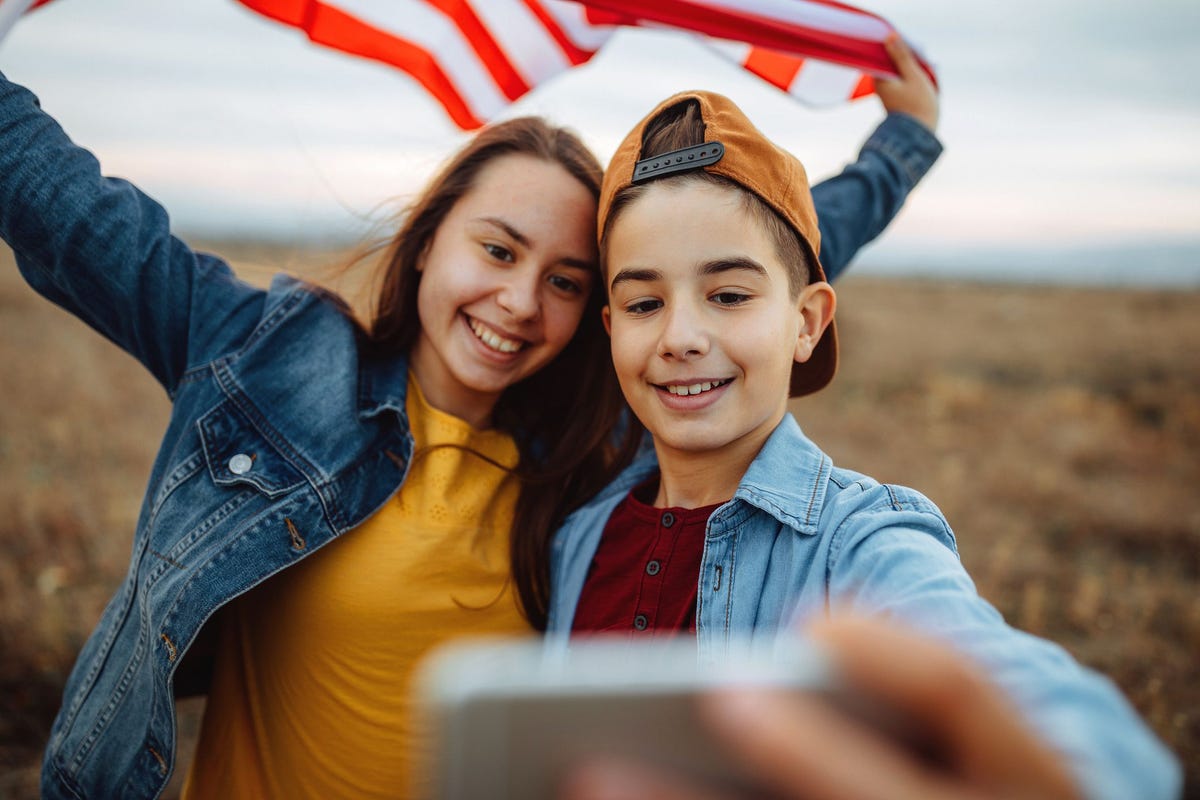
top-left (1, 0), bottom-right (936, 130)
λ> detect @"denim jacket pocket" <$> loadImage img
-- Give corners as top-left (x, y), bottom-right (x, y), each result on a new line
top-left (198, 403), bottom-right (306, 498)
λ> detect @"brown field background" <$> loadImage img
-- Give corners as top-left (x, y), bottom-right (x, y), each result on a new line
top-left (1, 241), bottom-right (1197, 797)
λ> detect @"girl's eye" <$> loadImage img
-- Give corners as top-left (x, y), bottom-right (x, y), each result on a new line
top-left (625, 299), bottom-right (663, 315)
top-left (549, 274), bottom-right (583, 295)
top-left (484, 243), bottom-right (514, 262)
top-left (711, 291), bottom-right (750, 306)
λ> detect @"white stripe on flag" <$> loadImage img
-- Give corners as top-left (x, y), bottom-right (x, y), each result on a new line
top-left (469, 0), bottom-right (571, 86)
top-left (0, 0), bottom-right (39, 45)
top-left (701, 37), bottom-right (753, 63)
top-left (786, 57), bottom-right (865, 105)
top-left (332, 0), bottom-right (511, 121)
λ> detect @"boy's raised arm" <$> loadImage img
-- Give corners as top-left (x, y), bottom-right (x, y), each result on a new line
top-left (812, 35), bottom-right (943, 281)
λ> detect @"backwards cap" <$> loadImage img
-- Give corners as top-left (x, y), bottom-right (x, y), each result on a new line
top-left (598, 90), bottom-right (838, 398)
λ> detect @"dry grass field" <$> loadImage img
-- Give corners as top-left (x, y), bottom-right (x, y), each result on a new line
top-left (1, 241), bottom-right (1197, 797)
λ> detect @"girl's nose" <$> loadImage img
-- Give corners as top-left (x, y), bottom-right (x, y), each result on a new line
top-left (496, 270), bottom-right (541, 322)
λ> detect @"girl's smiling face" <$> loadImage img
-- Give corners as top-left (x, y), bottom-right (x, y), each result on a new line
top-left (603, 179), bottom-right (829, 472)
top-left (411, 153), bottom-right (598, 428)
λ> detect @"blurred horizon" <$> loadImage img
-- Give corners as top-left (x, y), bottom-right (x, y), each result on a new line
top-left (2, 0), bottom-right (1198, 287)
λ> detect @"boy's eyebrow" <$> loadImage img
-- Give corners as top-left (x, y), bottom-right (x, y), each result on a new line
top-left (701, 257), bottom-right (769, 279)
top-left (609, 267), bottom-right (662, 292)
top-left (609, 257), bottom-right (769, 292)
top-left (479, 215), bottom-right (594, 272)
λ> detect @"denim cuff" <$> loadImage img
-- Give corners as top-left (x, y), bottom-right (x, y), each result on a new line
top-left (862, 112), bottom-right (944, 188)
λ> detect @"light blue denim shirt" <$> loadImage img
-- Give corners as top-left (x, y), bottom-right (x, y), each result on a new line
top-left (547, 415), bottom-right (1182, 800)
top-left (1, 68), bottom-right (943, 799)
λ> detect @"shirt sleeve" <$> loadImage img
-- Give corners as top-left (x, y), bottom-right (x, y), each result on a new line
top-left (811, 112), bottom-right (943, 281)
top-left (0, 71), bottom-right (266, 397)
top-left (823, 495), bottom-right (1183, 800)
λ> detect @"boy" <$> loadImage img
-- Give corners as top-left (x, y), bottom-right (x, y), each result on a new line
top-left (545, 90), bottom-right (1180, 799)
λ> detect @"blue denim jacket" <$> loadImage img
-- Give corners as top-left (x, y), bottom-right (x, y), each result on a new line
top-left (546, 415), bottom-right (1182, 800)
top-left (1, 70), bottom-right (941, 799)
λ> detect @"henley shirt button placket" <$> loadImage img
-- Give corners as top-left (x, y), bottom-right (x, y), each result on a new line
top-left (645, 560), bottom-right (661, 576)
top-left (660, 512), bottom-right (675, 527)
top-left (633, 614), bottom-right (648, 631)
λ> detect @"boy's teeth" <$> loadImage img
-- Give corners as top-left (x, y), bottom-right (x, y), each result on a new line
top-left (470, 319), bottom-right (521, 353)
top-left (666, 380), bottom-right (725, 396)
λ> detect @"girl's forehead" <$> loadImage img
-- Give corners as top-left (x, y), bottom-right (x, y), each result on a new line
top-left (468, 154), bottom-right (590, 203)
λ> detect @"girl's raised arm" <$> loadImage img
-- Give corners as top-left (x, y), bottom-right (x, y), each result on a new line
top-left (0, 72), bottom-right (267, 396)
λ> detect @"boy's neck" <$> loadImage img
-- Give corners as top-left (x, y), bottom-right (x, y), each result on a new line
top-left (650, 422), bottom-right (777, 509)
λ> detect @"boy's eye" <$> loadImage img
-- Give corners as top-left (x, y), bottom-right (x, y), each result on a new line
top-left (483, 243), bottom-right (514, 262)
top-left (625, 298), bottom-right (663, 315)
top-left (711, 291), bottom-right (750, 306)
top-left (549, 274), bottom-right (583, 295)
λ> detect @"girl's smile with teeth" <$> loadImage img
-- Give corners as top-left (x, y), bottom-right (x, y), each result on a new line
top-left (468, 316), bottom-right (524, 353)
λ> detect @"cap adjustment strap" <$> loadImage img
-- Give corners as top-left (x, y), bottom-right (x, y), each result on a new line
top-left (632, 142), bottom-right (725, 184)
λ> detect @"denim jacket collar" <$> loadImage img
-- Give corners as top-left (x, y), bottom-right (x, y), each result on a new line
top-left (727, 413), bottom-right (832, 536)
top-left (357, 346), bottom-right (412, 421)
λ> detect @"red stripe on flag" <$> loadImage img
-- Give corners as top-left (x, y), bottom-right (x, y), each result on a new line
top-left (742, 47), bottom-right (804, 93)
top-left (850, 72), bottom-right (874, 99)
top-left (238, 0), bottom-right (487, 129)
top-left (571, 0), bottom-right (936, 84)
top-left (521, 0), bottom-right (596, 65)
top-left (425, 0), bottom-right (529, 101)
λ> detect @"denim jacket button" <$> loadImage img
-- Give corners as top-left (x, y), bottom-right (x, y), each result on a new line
top-left (228, 453), bottom-right (253, 475)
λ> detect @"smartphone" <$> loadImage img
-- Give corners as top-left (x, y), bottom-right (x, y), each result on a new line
top-left (412, 635), bottom-right (837, 800)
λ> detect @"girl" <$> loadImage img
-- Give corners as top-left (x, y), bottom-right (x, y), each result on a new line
top-left (0, 35), bottom-right (941, 798)
top-left (1, 71), bottom-right (631, 797)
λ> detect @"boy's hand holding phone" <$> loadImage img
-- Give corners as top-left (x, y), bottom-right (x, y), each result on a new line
top-left (560, 619), bottom-right (1081, 800)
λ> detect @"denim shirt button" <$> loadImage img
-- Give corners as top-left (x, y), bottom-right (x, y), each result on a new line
top-left (228, 453), bottom-right (253, 475)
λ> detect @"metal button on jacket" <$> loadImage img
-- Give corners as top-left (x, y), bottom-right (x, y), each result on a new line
top-left (228, 453), bottom-right (253, 475)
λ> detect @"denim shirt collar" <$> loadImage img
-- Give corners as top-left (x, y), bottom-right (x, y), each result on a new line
top-left (727, 413), bottom-right (832, 536)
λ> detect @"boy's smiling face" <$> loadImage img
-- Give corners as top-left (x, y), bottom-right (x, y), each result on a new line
top-left (603, 179), bottom-right (831, 465)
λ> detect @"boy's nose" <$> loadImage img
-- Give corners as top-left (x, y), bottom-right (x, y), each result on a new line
top-left (656, 304), bottom-right (709, 360)
top-left (496, 271), bottom-right (541, 322)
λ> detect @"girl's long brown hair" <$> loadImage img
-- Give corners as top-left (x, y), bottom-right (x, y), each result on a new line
top-left (360, 118), bottom-right (641, 630)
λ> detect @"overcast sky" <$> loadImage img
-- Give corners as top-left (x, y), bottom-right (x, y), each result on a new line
top-left (2, 0), bottom-right (1198, 285)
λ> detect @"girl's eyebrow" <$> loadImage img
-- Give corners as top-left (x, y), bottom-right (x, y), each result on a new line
top-left (478, 215), bottom-right (530, 248)
top-left (478, 215), bottom-right (594, 272)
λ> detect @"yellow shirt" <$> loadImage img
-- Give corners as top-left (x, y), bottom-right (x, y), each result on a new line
top-left (183, 375), bottom-right (531, 798)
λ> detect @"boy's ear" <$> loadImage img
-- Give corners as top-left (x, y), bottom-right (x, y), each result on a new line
top-left (601, 305), bottom-right (613, 336)
top-left (794, 282), bottom-right (836, 364)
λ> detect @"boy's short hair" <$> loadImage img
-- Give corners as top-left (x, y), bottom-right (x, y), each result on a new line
top-left (598, 90), bottom-right (838, 398)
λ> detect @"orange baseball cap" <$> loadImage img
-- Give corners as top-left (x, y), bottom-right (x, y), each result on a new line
top-left (599, 90), bottom-right (837, 398)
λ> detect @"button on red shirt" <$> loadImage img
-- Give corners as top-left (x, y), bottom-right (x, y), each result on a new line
top-left (572, 478), bottom-right (720, 636)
